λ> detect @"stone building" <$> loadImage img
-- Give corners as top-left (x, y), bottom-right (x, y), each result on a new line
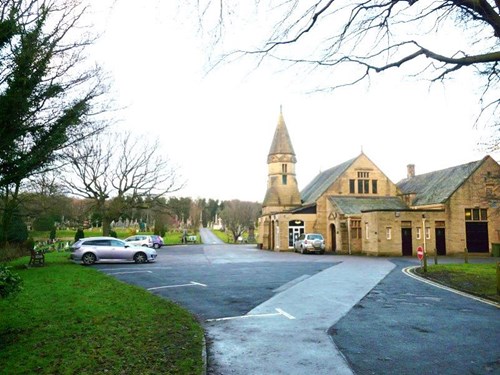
top-left (257, 111), bottom-right (500, 256)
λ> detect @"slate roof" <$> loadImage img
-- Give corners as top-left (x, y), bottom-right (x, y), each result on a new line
top-left (301, 157), bottom-right (357, 204)
top-left (267, 111), bottom-right (296, 163)
top-left (396, 158), bottom-right (485, 206)
top-left (328, 196), bottom-right (409, 215)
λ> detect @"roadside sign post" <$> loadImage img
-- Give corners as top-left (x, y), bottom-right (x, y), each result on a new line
top-left (417, 246), bottom-right (427, 273)
top-left (417, 246), bottom-right (424, 260)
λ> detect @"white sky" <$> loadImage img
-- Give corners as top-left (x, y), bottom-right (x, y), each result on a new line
top-left (86, 1), bottom-right (498, 203)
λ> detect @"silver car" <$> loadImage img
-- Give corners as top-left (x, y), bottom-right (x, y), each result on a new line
top-left (124, 234), bottom-right (163, 249)
top-left (293, 233), bottom-right (326, 254)
top-left (70, 236), bottom-right (157, 265)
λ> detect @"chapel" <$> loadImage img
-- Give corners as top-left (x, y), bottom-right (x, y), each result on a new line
top-left (257, 111), bottom-right (500, 256)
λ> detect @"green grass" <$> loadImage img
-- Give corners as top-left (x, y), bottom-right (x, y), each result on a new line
top-left (29, 229), bottom-right (194, 245)
top-left (0, 252), bottom-right (204, 374)
top-left (209, 229), bottom-right (258, 244)
top-left (416, 263), bottom-right (500, 303)
top-left (211, 229), bottom-right (231, 243)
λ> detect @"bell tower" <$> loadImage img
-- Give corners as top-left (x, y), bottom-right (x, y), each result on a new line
top-left (262, 108), bottom-right (302, 215)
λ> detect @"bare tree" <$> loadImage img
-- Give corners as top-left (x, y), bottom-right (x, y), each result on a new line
top-left (62, 132), bottom-right (184, 236)
top-left (219, 200), bottom-right (261, 242)
top-left (197, 0), bottom-right (499, 148)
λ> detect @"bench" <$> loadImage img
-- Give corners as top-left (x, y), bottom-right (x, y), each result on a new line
top-left (29, 249), bottom-right (45, 267)
top-left (186, 235), bottom-right (197, 244)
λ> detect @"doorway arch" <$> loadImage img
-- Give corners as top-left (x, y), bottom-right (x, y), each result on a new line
top-left (330, 223), bottom-right (337, 252)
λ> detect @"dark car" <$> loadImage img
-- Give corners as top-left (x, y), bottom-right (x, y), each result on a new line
top-left (150, 235), bottom-right (164, 249)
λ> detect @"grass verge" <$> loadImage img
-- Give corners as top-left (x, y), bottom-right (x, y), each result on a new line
top-left (211, 229), bottom-right (231, 243)
top-left (0, 252), bottom-right (204, 374)
top-left (30, 230), bottom-right (192, 246)
top-left (415, 263), bottom-right (499, 303)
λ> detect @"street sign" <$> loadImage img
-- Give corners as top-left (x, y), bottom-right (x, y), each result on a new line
top-left (417, 246), bottom-right (424, 260)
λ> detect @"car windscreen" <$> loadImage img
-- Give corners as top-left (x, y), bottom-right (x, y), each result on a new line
top-left (309, 234), bottom-right (323, 240)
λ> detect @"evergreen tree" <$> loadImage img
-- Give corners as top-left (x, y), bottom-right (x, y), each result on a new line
top-left (0, 1), bottom-right (109, 248)
top-left (74, 228), bottom-right (84, 242)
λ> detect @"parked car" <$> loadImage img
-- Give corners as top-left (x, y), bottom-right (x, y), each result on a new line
top-left (149, 235), bottom-right (164, 249)
top-left (293, 233), bottom-right (325, 254)
top-left (70, 236), bottom-right (157, 265)
top-left (124, 234), bottom-right (163, 249)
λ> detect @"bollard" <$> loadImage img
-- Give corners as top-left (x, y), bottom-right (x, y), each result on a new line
top-left (434, 248), bottom-right (438, 265)
top-left (464, 247), bottom-right (469, 264)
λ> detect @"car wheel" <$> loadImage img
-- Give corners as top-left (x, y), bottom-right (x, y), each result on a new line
top-left (153, 243), bottom-right (160, 249)
top-left (300, 246), bottom-right (305, 254)
top-left (82, 252), bottom-right (96, 265)
top-left (134, 252), bottom-right (147, 264)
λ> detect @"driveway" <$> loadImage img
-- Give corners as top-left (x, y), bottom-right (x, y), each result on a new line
top-left (95, 244), bottom-right (500, 374)
top-left (199, 227), bottom-right (225, 245)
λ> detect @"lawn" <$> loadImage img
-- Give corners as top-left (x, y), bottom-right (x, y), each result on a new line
top-left (0, 252), bottom-right (204, 374)
top-left (416, 263), bottom-right (500, 303)
top-left (210, 229), bottom-right (258, 244)
top-left (211, 229), bottom-right (232, 243)
top-left (30, 229), bottom-right (192, 245)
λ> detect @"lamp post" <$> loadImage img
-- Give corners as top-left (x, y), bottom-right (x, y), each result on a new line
top-left (422, 214), bottom-right (427, 272)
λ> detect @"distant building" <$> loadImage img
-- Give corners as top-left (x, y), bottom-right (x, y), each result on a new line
top-left (257, 110), bottom-right (500, 256)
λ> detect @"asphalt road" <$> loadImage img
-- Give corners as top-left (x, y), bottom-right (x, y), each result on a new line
top-left (331, 258), bottom-right (500, 375)
top-left (92, 243), bottom-right (499, 374)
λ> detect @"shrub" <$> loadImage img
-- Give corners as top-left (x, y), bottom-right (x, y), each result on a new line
top-left (74, 228), bottom-right (84, 242)
top-left (0, 209), bottom-right (29, 243)
top-left (49, 227), bottom-right (56, 241)
top-left (0, 264), bottom-right (23, 299)
top-left (109, 230), bottom-right (117, 238)
top-left (154, 223), bottom-right (167, 237)
top-left (25, 237), bottom-right (35, 251)
top-left (32, 215), bottom-right (55, 231)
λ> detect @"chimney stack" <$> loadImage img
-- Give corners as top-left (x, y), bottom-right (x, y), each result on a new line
top-left (407, 164), bottom-right (415, 179)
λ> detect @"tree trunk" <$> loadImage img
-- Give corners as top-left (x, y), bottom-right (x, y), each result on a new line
top-left (102, 217), bottom-right (111, 236)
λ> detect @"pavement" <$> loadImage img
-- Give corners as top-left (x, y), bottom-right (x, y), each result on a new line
top-left (204, 257), bottom-right (397, 374)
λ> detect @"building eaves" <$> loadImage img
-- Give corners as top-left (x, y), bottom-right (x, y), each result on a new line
top-left (328, 196), bottom-right (409, 215)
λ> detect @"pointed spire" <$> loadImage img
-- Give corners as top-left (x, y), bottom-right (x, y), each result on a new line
top-left (268, 107), bottom-right (296, 162)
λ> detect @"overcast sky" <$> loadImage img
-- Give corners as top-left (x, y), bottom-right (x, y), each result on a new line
top-left (87, 1), bottom-right (497, 203)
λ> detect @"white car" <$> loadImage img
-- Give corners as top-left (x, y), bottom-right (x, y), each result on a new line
top-left (293, 233), bottom-right (326, 254)
top-left (70, 236), bottom-right (157, 265)
top-left (124, 235), bottom-right (154, 248)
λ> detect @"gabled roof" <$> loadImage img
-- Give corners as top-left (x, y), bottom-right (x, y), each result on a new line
top-left (301, 157), bottom-right (357, 204)
top-left (329, 196), bottom-right (409, 215)
top-left (267, 111), bottom-right (296, 163)
top-left (396, 157), bottom-right (486, 206)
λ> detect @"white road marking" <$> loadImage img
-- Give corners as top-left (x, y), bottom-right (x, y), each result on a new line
top-left (147, 281), bottom-right (207, 291)
top-left (206, 308), bottom-right (295, 322)
top-left (402, 266), bottom-right (499, 308)
top-left (276, 308), bottom-right (296, 320)
top-left (108, 271), bottom-right (153, 275)
top-left (190, 281), bottom-right (208, 287)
